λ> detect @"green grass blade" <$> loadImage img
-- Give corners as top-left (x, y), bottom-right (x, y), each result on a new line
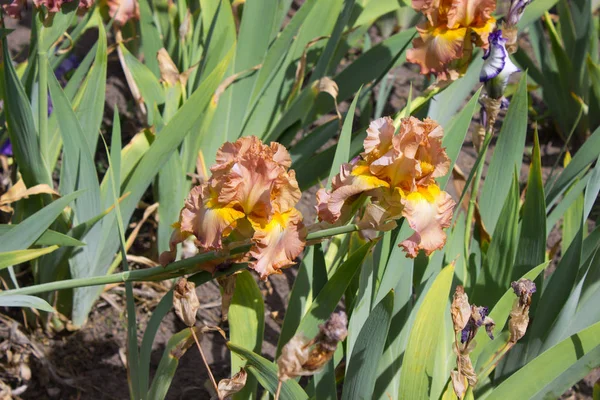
top-left (226, 342), bottom-right (308, 400)
top-left (328, 87), bottom-right (361, 185)
top-left (478, 74), bottom-right (528, 233)
top-left (473, 171), bottom-right (520, 305)
top-left (1, 36), bottom-right (52, 188)
top-left (276, 245), bottom-right (326, 357)
top-left (334, 29), bottom-right (415, 102)
top-left (229, 271), bottom-right (265, 400)
top-left (546, 126), bottom-right (600, 207)
top-left (139, 290), bottom-right (173, 394)
top-left (0, 191), bottom-right (81, 253)
top-left (342, 290), bottom-right (394, 400)
top-left (147, 328), bottom-right (196, 399)
top-left (294, 241), bottom-right (374, 341)
top-left (138, 0), bottom-right (162, 77)
top-left (0, 294), bottom-right (55, 313)
top-left (0, 246), bottom-right (60, 271)
top-left (226, 0), bottom-right (280, 136)
top-left (399, 264), bottom-right (455, 400)
top-left (584, 156), bottom-right (600, 221)
top-left (438, 88), bottom-right (481, 189)
top-left (71, 19), bottom-right (107, 155)
top-left (101, 112), bottom-right (141, 398)
top-left (487, 321), bottom-right (600, 400)
top-left (513, 130), bottom-right (546, 280)
top-left (0, 225), bottom-right (84, 247)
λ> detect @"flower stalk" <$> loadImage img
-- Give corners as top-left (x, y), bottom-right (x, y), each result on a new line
top-left (0, 224), bottom-right (361, 297)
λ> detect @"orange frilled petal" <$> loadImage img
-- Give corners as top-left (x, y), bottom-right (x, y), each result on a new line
top-left (158, 223), bottom-right (188, 266)
top-left (414, 117), bottom-right (451, 181)
top-left (179, 185), bottom-right (245, 250)
top-left (363, 117), bottom-right (396, 161)
top-left (249, 209), bottom-right (306, 280)
top-left (316, 163), bottom-right (389, 224)
top-left (446, 0), bottom-right (496, 29)
top-left (213, 136), bottom-right (300, 219)
top-left (407, 23), bottom-right (467, 79)
top-left (400, 184), bottom-right (455, 257)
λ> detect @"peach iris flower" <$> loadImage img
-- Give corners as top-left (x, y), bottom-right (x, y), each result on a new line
top-left (317, 116), bottom-right (455, 257)
top-left (160, 136), bottom-right (306, 279)
top-left (407, 0), bottom-right (497, 80)
top-left (106, 0), bottom-right (139, 27)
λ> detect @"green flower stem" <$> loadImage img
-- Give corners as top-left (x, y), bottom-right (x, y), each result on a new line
top-left (0, 224), bottom-right (361, 297)
top-left (476, 341), bottom-right (514, 383)
top-left (464, 130), bottom-right (493, 259)
top-left (38, 50), bottom-right (48, 159)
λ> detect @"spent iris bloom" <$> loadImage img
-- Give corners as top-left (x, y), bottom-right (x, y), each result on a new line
top-left (277, 311), bottom-right (348, 381)
top-left (407, 0), bottom-right (496, 80)
top-left (160, 136), bottom-right (306, 280)
top-left (479, 30), bottom-right (520, 99)
top-left (509, 278), bottom-right (536, 342)
top-left (317, 116), bottom-right (455, 257)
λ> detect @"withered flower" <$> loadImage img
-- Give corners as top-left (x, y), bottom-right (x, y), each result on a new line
top-left (450, 370), bottom-right (467, 399)
top-left (217, 274), bottom-right (238, 322)
top-left (449, 286), bottom-right (494, 397)
top-left (508, 278), bottom-right (536, 343)
top-left (173, 278), bottom-right (200, 327)
top-left (277, 311), bottom-right (348, 381)
top-left (511, 278), bottom-right (536, 307)
top-left (456, 351), bottom-right (478, 387)
top-left (461, 306), bottom-right (495, 344)
top-left (451, 286), bottom-right (472, 332)
top-left (216, 368), bottom-right (247, 400)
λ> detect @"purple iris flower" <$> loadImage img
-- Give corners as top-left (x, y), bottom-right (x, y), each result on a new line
top-left (0, 140), bottom-right (12, 156)
top-left (479, 30), bottom-right (520, 99)
top-left (54, 55), bottom-right (80, 81)
top-left (506, 0), bottom-right (531, 26)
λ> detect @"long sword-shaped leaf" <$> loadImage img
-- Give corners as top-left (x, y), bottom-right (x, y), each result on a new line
top-left (342, 290), bottom-right (394, 400)
top-left (0, 246), bottom-right (59, 271)
top-left (0, 191), bottom-right (81, 253)
top-left (226, 342), bottom-right (308, 400)
top-left (147, 328), bottom-right (196, 399)
top-left (399, 264), bottom-right (455, 400)
top-left (71, 18), bottom-right (107, 155)
top-left (294, 241), bottom-right (374, 341)
top-left (479, 74), bottom-right (528, 233)
top-left (0, 225), bottom-right (84, 247)
top-left (1, 37), bottom-right (52, 189)
top-left (0, 294), bottom-right (54, 312)
top-left (513, 131), bottom-right (546, 280)
top-left (473, 171), bottom-right (520, 305)
top-left (328, 88), bottom-right (361, 185)
top-left (229, 271), bottom-right (265, 400)
top-left (487, 321), bottom-right (600, 400)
